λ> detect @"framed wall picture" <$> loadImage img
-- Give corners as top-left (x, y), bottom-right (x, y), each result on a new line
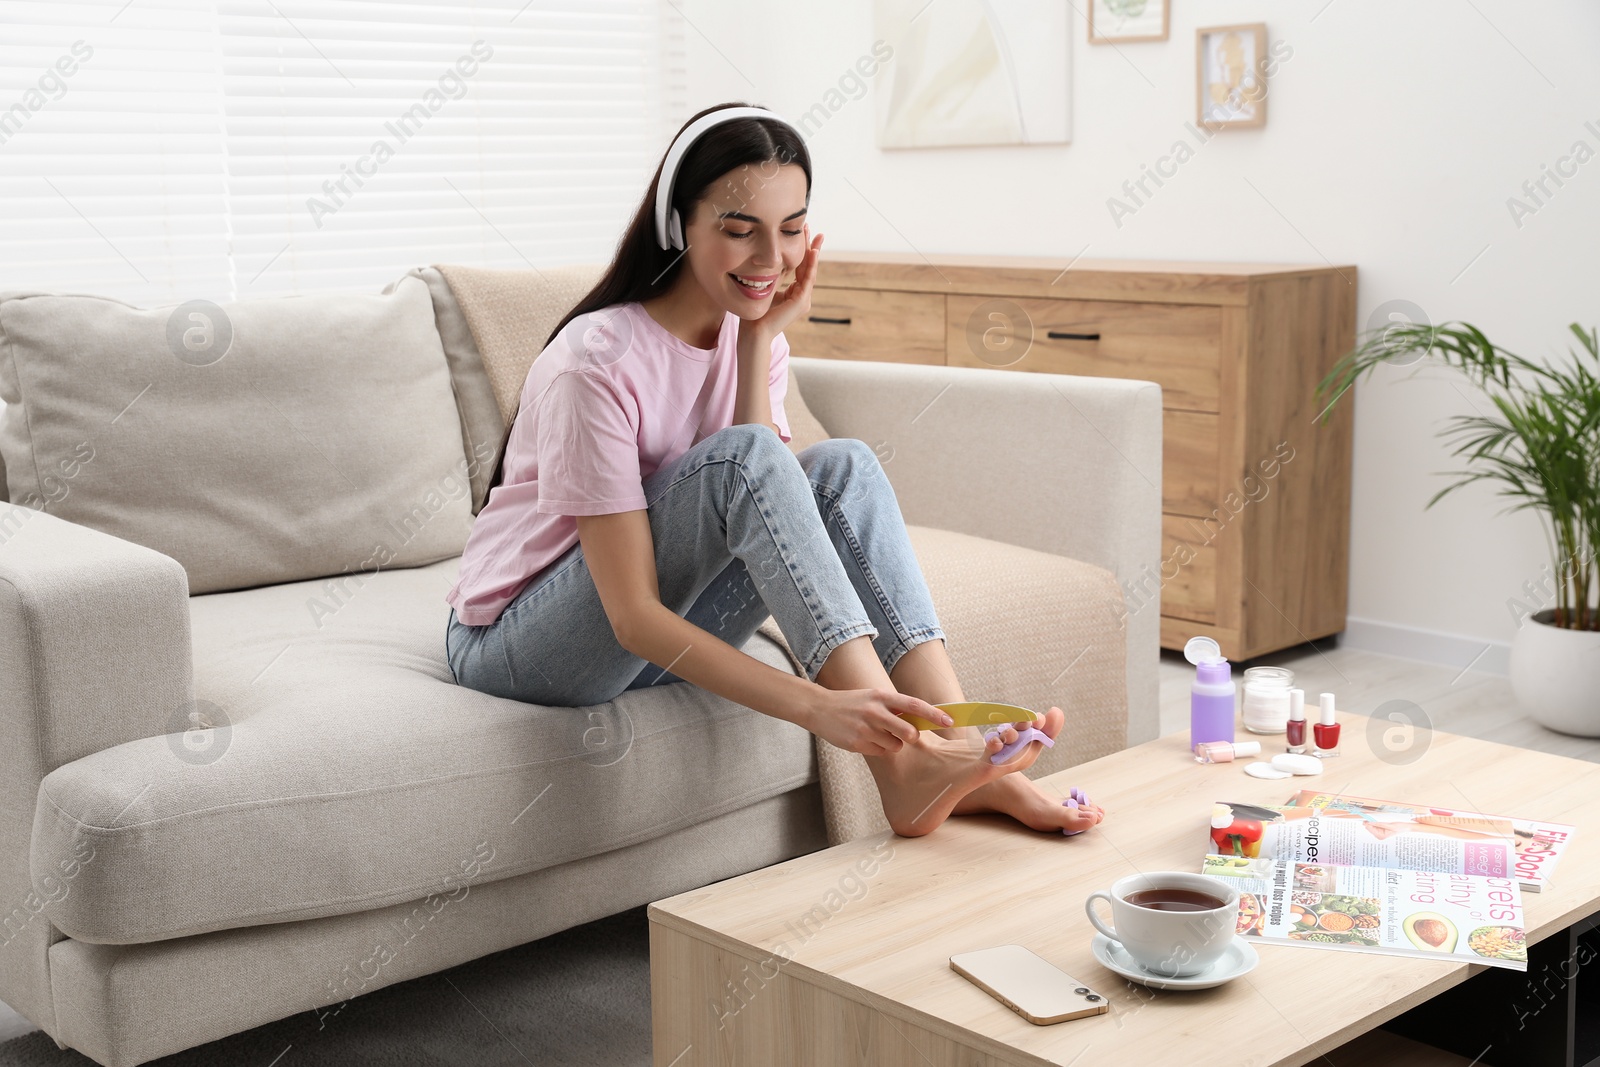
top-left (874, 0), bottom-right (1071, 148)
top-left (1089, 0), bottom-right (1169, 44)
top-left (1196, 23), bottom-right (1268, 129)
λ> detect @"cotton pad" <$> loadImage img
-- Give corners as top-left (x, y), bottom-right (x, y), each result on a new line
top-left (1244, 761), bottom-right (1293, 780)
top-left (1271, 753), bottom-right (1324, 776)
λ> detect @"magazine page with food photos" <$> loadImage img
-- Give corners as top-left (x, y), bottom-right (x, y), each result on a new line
top-left (1207, 800), bottom-right (1523, 886)
top-left (1284, 789), bottom-right (1574, 893)
top-left (1200, 854), bottom-right (1528, 971)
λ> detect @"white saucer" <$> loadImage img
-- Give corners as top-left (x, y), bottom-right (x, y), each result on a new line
top-left (1090, 933), bottom-right (1258, 990)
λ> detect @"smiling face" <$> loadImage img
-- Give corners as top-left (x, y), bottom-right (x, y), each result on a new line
top-left (679, 161), bottom-right (809, 322)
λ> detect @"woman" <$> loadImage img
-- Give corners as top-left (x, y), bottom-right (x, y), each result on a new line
top-left (445, 101), bottom-right (1104, 839)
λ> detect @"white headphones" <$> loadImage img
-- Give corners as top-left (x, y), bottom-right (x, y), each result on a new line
top-left (653, 105), bottom-right (806, 251)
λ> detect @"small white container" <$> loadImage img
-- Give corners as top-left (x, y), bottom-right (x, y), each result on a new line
top-left (1240, 666), bottom-right (1295, 734)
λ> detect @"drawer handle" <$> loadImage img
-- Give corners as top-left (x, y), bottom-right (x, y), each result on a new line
top-left (808, 315), bottom-right (852, 325)
top-left (1047, 330), bottom-right (1101, 341)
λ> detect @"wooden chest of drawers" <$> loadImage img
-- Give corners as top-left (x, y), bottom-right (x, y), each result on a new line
top-left (785, 252), bottom-right (1357, 661)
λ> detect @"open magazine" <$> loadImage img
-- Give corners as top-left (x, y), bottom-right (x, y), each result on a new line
top-left (1200, 852), bottom-right (1527, 971)
top-left (1206, 791), bottom-right (1573, 893)
top-left (1282, 789), bottom-right (1574, 893)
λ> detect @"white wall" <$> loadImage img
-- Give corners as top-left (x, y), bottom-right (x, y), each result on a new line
top-left (677, 0), bottom-right (1600, 667)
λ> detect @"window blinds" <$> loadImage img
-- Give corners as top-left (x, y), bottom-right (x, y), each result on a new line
top-left (0, 0), bottom-right (681, 304)
top-left (0, 0), bottom-right (233, 305)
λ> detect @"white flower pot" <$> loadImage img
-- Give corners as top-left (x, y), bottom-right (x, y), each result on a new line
top-left (1509, 609), bottom-right (1600, 737)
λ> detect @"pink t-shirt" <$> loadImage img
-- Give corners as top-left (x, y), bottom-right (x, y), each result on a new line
top-left (445, 301), bottom-right (792, 626)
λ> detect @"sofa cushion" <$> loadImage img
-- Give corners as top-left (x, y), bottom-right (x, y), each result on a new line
top-left (0, 276), bottom-right (473, 594)
top-left (30, 556), bottom-right (817, 945)
top-left (395, 266), bottom-right (504, 518)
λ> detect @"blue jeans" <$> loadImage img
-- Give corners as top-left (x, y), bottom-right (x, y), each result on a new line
top-left (444, 424), bottom-right (946, 708)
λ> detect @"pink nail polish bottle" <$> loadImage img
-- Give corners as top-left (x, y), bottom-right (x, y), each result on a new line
top-left (1193, 740), bottom-right (1261, 764)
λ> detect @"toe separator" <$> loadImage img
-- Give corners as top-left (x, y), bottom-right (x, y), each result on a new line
top-left (987, 725), bottom-right (1055, 765)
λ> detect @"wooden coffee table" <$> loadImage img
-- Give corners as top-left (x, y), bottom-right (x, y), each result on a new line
top-left (649, 714), bottom-right (1599, 1066)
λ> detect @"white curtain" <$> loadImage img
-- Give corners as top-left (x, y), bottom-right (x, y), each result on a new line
top-left (0, 0), bottom-right (683, 305)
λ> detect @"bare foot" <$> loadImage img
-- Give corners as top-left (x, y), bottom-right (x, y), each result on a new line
top-left (952, 774), bottom-right (1106, 834)
top-left (950, 708), bottom-right (1107, 835)
top-left (863, 708), bottom-right (1063, 837)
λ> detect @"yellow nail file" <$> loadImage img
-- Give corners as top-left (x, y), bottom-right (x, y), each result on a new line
top-left (901, 701), bottom-right (1038, 731)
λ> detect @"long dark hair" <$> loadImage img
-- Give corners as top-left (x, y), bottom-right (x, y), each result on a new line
top-left (483, 101), bottom-right (813, 497)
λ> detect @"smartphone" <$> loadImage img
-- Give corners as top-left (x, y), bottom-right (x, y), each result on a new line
top-left (949, 944), bottom-right (1109, 1025)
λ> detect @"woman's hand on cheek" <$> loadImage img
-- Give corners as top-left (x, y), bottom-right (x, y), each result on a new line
top-left (751, 223), bottom-right (822, 337)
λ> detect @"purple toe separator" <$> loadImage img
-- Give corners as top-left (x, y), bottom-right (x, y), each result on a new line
top-left (988, 725), bottom-right (1054, 765)
top-left (1061, 804), bottom-right (1086, 835)
top-left (1062, 787), bottom-right (1090, 836)
top-left (1056, 783), bottom-right (1094, 831)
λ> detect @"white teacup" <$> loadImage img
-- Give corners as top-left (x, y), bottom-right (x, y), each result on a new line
top-left (1085, 872), bottom-right (1239, 977)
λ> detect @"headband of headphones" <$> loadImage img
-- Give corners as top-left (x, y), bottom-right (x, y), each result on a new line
top-left (653, 105), bottom-right (805, 251)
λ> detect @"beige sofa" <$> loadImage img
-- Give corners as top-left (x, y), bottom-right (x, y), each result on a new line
top-left (0, 265), bottom-right (1160, 1066)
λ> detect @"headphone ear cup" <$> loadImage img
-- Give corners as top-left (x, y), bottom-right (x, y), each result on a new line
top-left (668, 210), bottom-right (684, 251)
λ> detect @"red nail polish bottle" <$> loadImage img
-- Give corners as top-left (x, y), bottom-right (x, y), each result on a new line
top-left (1285, 689), bottom-right (1307, 754)
top-left (1313, 692), bottom-right (1340, 757)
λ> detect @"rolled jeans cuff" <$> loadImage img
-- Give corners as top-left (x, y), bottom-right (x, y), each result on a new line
top-left (882, 625), bottom-right (947, 677)
top-left (800, 621), bottom-right (879, 682)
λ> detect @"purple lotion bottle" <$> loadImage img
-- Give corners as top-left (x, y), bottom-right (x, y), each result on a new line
top-left (1184, 635), bottom-right (1236, 747)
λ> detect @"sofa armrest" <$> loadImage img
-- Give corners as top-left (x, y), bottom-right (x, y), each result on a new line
top-left (0, 506), bottom-right (193, 772)
top-left (790, 357), bottom-right (1163, 745)
top-left (0, 505), bottom-right (192, 1032)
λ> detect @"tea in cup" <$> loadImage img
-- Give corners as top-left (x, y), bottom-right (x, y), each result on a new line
top-left (1085, 872), bottom-right (1239, 977)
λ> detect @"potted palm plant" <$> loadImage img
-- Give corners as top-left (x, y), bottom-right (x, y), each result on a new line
top-left (1318, 321), bottom-right (1600, 736)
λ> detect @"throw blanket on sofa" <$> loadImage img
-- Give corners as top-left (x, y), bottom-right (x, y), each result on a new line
top-left (434, 262), bottom-right (1129, 848)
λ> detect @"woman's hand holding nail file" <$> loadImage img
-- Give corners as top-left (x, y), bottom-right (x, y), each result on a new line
top-left (805, 690), bottom-right (953, 756)
top-left (900, 701), bottom-right (1038, 731)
